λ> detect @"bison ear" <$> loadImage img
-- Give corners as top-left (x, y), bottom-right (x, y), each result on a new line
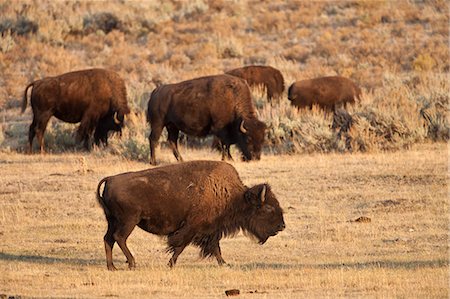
top-left (245, 184), bottom-right (267, 206)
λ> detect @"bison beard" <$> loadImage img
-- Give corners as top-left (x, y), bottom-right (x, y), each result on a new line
top-left (96, 161), bottom-right (285, 270)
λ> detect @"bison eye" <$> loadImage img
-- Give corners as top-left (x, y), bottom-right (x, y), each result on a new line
top-left (263, 205), bottom-right (275, 214)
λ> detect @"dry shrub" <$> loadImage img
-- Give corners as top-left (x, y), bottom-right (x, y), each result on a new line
top-left (168, 53), bottom-right (191, 68)
top-left (0, 17), bottom-right (38, 36)
top-left (174, 0), bottom-right (209, 21)
top-left (412, 53), bottom-right (436, 72)
top-left (83, 12), bottom-right (123, 35)
top-left (106, 112), bottom-right (149, 161)
top-left (0, 31), bottom-right (15, 53)
top-left (214, 34), bottom-right (243, 59)
top-left (0, 0), bottom-right (448, 159)
top-left (282, 44), bottom-right (310, 63)
top-left (185, 42), bottom-right (218, 62)
top-left (42, 122), bottom-right (79, 152)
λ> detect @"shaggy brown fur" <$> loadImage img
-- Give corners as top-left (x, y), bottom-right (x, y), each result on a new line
top-left (96, 161), bottom-right (285, 270)
top-left (226, 65), bottom-right (285, 101)
top-left (147, 74), bottom-right (267, 165)
top-left (22, 68), bottom-right (130, 153)
top-left (288, 76), bottom-right (361, 111)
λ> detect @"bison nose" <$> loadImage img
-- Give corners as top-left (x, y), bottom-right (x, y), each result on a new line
top-left (278, 223), bottom-right (286, 231)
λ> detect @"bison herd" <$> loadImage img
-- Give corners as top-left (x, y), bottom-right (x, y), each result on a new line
top-left (20, 66), bottom-right (360, 269)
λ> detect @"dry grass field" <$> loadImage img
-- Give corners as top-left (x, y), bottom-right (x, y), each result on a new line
top-left (0, 0), bottom-right (449, 298)
top-left (0, 143), bottom-right (448, 298)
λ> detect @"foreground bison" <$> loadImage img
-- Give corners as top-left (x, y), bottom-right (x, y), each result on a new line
top-left (22, 68), bottom-right (130, 153)
top-left (96, 161), bottom-right (285, 270)
top-left (226, 65), bottom-right (285, 101)
top-left (288, 76), bottom-right (361, 111)
top-left (147, 74), bottom-right (267, 164)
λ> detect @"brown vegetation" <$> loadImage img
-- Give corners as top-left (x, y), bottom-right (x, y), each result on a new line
top-left (0, 0), bottom-right (448, 157)
top-left (0, 1), bottom-right (448, 297)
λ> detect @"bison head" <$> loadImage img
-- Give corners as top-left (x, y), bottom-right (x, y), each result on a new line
top-left (94, 111), bottom-right (126, 146)
top-left (237, 118), bottom-right (267, 161)
top-left (244, 184), bottom-right (285, 244)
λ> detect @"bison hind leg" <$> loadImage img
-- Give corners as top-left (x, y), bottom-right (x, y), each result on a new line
top-left (30, 111), bottom-right (52, 154)
top-left (112, 221), bottom-right (137, 270)
top-left (104, 217), bottom-right (118, 271)
top-left (28, 118), bottom-right (37, 153)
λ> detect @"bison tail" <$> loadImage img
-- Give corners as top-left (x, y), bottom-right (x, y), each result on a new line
top-left (22, 82), bottom-right (35, 113)
top-left (96, 177), bottom-right (110, 217)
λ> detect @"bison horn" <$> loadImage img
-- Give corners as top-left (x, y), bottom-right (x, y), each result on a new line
top-left (240, 120), bottom-right (248, 134)
top-left (260, 185), bottom-right (266, 203)
top-left (113, 112), bottom-right (121, 125)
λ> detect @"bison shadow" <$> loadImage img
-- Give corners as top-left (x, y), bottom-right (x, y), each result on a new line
top-left (0, 252), bottom-right (446, 271)
top-left (0, 252), bottom-right (103, 266)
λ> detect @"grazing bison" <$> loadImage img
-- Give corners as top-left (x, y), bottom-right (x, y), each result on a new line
top-left (96, 160), bottom-right (285, 270)
top-left (226, 65), bottom-right (285, 101)
top-left (22, 68), bottom-right (130, 153)
top-left (288, 76), bottom-right (361, 111)
top-left (147, 74), bottom-right (267, 165)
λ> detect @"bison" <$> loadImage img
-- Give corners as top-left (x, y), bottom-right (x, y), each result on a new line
top-left (288, 76), bottom-right (361, 111)
top-left (22, 68), bottom-right (130, 153)
top-left (96, 160), bottom-right (285, 270)
top-left (147, 74), bottom-right (267, 165)
top-left (226, 65), bottom-right (285, 101)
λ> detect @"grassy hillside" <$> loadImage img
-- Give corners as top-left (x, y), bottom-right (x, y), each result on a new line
top-left (0, 0), bottom-right (448, 157)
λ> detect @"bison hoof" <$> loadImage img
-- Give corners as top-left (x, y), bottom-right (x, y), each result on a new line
top-left (107, 264), bottom-right (118, 271)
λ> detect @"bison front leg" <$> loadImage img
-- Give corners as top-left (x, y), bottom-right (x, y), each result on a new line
top-left (77, 113), bottom-right (98, 151)
top-left (167, 244), bottom-right (188, 268)
top-left (221, 143), bottom-right (233, 162)
top-left (195, 234), bottom-right (227, 266)
top-left (167, 225), bottom-right (194, 268)
top-left (213, 243), bottom-right (226, 266)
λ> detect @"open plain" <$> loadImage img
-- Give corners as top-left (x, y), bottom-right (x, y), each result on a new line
top-left (0, 143), bottom-right (448, 298)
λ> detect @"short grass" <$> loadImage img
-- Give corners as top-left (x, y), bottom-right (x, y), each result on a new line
top-left (0, 143), bottom-right (448, 298)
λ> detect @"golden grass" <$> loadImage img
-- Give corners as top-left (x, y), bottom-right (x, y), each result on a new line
top-left (0, 143), bottom-right (448, 298)
top-left (0, 1), bottom-right (449, 296)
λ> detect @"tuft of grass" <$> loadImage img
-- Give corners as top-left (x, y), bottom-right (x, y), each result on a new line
top-left (413, 53), bottom-right (436, 72)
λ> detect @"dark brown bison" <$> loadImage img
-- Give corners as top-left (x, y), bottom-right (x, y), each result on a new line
top-left (226, 65), bottom-right (285, 101)
top-left (22, 68), bottom-right (130, 153)
top-left (288, 76), bottom-right (361, 111)
top-left (147, 74), bottom-right (267, 165)
top-left (96, 160), bottom-right (285, 270)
